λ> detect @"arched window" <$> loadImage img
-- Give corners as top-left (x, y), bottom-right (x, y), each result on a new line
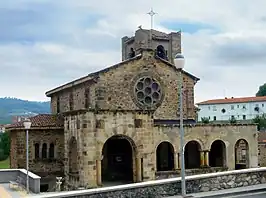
top-left (34, 143), bottom-right (39, 159)
top-left (42, 143), bottom-right (47, 159)
top-left (49, 143), bottom-right (55, 159)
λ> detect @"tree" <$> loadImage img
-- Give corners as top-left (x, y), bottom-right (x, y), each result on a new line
top-left (253, 114), bottom-right (266, 131)
top-left (0, 132), bottom-right (10, 161)
top-left (256, 83), bottom-right (266, 97)
top-left (201, 117), bottom-right (210, 124)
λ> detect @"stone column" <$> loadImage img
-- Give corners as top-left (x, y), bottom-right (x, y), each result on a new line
top-left (174, 153), bottom-right (179, 170)
top-left (136, 157), bottom-right (142, 182)
top-left (204, 151), bottom-right (209, 167)
top-left (178, 153), bottom-right (181, 169)
top-left (96, 160), bottom-right (102, 186)
top-left (200, 151), bottom-right (205, 167)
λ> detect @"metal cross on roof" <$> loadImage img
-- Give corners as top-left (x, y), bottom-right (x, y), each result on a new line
top-left (147, 8), bottom-right (157, 30)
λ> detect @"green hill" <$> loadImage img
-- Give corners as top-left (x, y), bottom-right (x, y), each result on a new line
top-left (0, 97), bottom-right (50, 124)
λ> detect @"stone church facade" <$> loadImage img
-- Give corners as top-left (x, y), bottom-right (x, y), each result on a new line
top-left (7, 28), bottom-right (258, 191)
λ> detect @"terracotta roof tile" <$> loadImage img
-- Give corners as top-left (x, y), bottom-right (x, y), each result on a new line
top-left (7, 114), bottom-right (64, 129)
top-left (197, 96), bottom-right (266, 105)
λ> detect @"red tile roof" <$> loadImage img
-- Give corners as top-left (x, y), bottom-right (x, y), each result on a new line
top-left (6, 114), bottom-right (64, 129)
top-left (197, 96), bottom-right (266, 105)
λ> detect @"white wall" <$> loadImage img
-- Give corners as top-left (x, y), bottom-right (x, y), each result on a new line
top-left (198, 101), bottom-right (266, 122)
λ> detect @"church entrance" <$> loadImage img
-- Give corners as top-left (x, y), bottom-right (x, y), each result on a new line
top-left (101, 135), bottom-right (134, 184)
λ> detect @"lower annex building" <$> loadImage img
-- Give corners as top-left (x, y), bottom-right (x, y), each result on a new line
top-left (7, 28), bottom-right (258, 191)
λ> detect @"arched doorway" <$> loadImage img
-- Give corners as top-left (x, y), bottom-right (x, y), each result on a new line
top-left (209, 140), bottom-right (226, 167)
top-left (185, 141), bottom-right (201, 169)
top-left (69, 137), bottom-right (78, 173)
top-left (156, 142), bottom-right (175, 171)
top-left (101, 135), bottom-right (135, 183)
top-left (235, 139), bottom-right (249, 170)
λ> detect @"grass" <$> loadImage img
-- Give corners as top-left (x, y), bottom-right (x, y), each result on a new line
top-left (0, 157), bottom-right (10, 169)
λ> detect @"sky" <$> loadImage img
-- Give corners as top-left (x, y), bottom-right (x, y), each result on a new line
top-left (1, 0), bottom-right (266, 103)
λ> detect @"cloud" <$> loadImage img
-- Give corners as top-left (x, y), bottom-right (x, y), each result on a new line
top-left (0, 0), bottom-right (266, 103)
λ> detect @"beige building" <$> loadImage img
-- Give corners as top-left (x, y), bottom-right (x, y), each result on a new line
top-left (7, 28), bottom-right (258, 191)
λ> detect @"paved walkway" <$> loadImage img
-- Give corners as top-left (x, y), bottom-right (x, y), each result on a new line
top-left (167, 184), bottom-right (266, 198)
top-left (0, 183), bottom-right (29, 198)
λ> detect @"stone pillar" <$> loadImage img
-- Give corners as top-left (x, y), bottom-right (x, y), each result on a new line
top-left (204, 151), bottom-right (209, 167)
top-left (200, 151), bottom-right (205, 167)
top-left (174, 153), bottom-right (179, 170)
top-left (178, 153), bottom-right (181, 169)
top-left (96, 160), bottom-right (102, 186)
top-left (136, 157), bottom-right (142, 182)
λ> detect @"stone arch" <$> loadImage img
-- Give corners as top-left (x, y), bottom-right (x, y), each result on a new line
top-left (156, 141), bottom-right (175, 171)
top-left (156, 45), bottom-right (167, 59)
top-left (185, 140), bottom-right (202, 169)
top-left (209, 140), bottom-right (226, 167)
top-left (69, 136), bottom-right (78, 173)
top-left (235, 139), bottom-right (249, 169)
top-left (101, 135), bottom-right (136, 183)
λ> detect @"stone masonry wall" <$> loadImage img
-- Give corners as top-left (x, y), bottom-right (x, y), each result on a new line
top-left (10, 129), bottom-right (64, 175)
top-left (41, 168), bottom-right (266, 198)
top-left (63, 110), bottom-right (258, 189)
top-left (50, 50), bottom-right (196, 120)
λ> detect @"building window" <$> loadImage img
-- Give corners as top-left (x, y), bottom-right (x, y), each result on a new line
top-left (56, 97), bottom-right (60, 113)
top-left (69, 93), bottom-right (74, 111)
top-left (49, 143), bottom-right (55, 159)
top-left (85, 88), bottom-right (90, 108)
top-left (231, 115), bottom-right (235, 119)
top-left (221, 108), bottom-right (226, 113)
top-left (243, 115), bottom-right (246, 120)
top-left (34, 143), bottom-right (39, 159)
top-left (256, 104), bottom-right (259, 107)
top-left (262, 104), bottom-right (264, 107)
top-left (213, 116), bottom-right (216, 121)
top-left (243, 105), bottom-right (246, 109)
top-left (208, 106), bottom-right (211, 110)
top-left (231, 105), bottom-right (234, 110)
top-left (237, 105), bottom-right (239, 108)
top-left (213, 106), bottom-right (217, 111)
top-left (42, 143), bottom-right (47, 159)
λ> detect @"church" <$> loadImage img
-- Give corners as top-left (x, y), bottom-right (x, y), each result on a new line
top-left (7, 28), bottom-right (258, 191)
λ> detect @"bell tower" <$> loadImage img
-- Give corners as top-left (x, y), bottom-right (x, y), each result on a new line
top-left (121, 11), bottom-right (182, 64)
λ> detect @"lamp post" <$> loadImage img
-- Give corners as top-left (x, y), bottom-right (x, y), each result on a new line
top-left (174, 53), bottom-right (186, 197)
top-left (23, 118), bottom-right (32, 194)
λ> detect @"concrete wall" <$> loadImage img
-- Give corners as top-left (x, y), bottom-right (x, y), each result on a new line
top-left (0, 169), bottom-right (41, 193)
top-left (36, 167), bottom-right (266, 198)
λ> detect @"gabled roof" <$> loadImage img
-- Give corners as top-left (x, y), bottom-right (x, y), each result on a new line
top-left (46, 50), bottom-right (200, 97)
top-left (197, 96), bottom-right (266, 105)
top-left (6, 114), bottom-right (64, 130)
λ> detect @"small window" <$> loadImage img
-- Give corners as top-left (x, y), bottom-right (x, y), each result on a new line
top-left (213, 106), bottom-right (217, 111)
top-left (262, 104), bottom-right (264, 107)
top-left (208, 106), bottom-right (211, 110)
top-left (237, 105), bottom-right (239, 108)
top-left (243, 115), bottom-right (246, 120)
top-left (34, 143), bottom-right (40, 159)
top-left (208, 116), bottom-right (210, 120)
top-left (49, 143), bottom-right (55, 159)
top-left (231, 105), bottom-right (234, 110)
top-left (221, 108), bottom-right (226, 113)
top-left (243, 105), bottom-right (246, 109)
top-left (231, 115), bottom-right (235, 119)
top-left (256, 104), bottom-right (259, 107)
top-left (42, 143), bottom-right (47, 159)
top-left (213, 116), bottom-right (216, 121)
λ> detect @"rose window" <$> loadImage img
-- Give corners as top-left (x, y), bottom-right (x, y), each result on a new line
top-left (134, 76), bottom-right (162, 108)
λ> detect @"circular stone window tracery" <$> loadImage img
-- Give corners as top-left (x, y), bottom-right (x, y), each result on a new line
top-left (134, 76), bottom-right (163, 108)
